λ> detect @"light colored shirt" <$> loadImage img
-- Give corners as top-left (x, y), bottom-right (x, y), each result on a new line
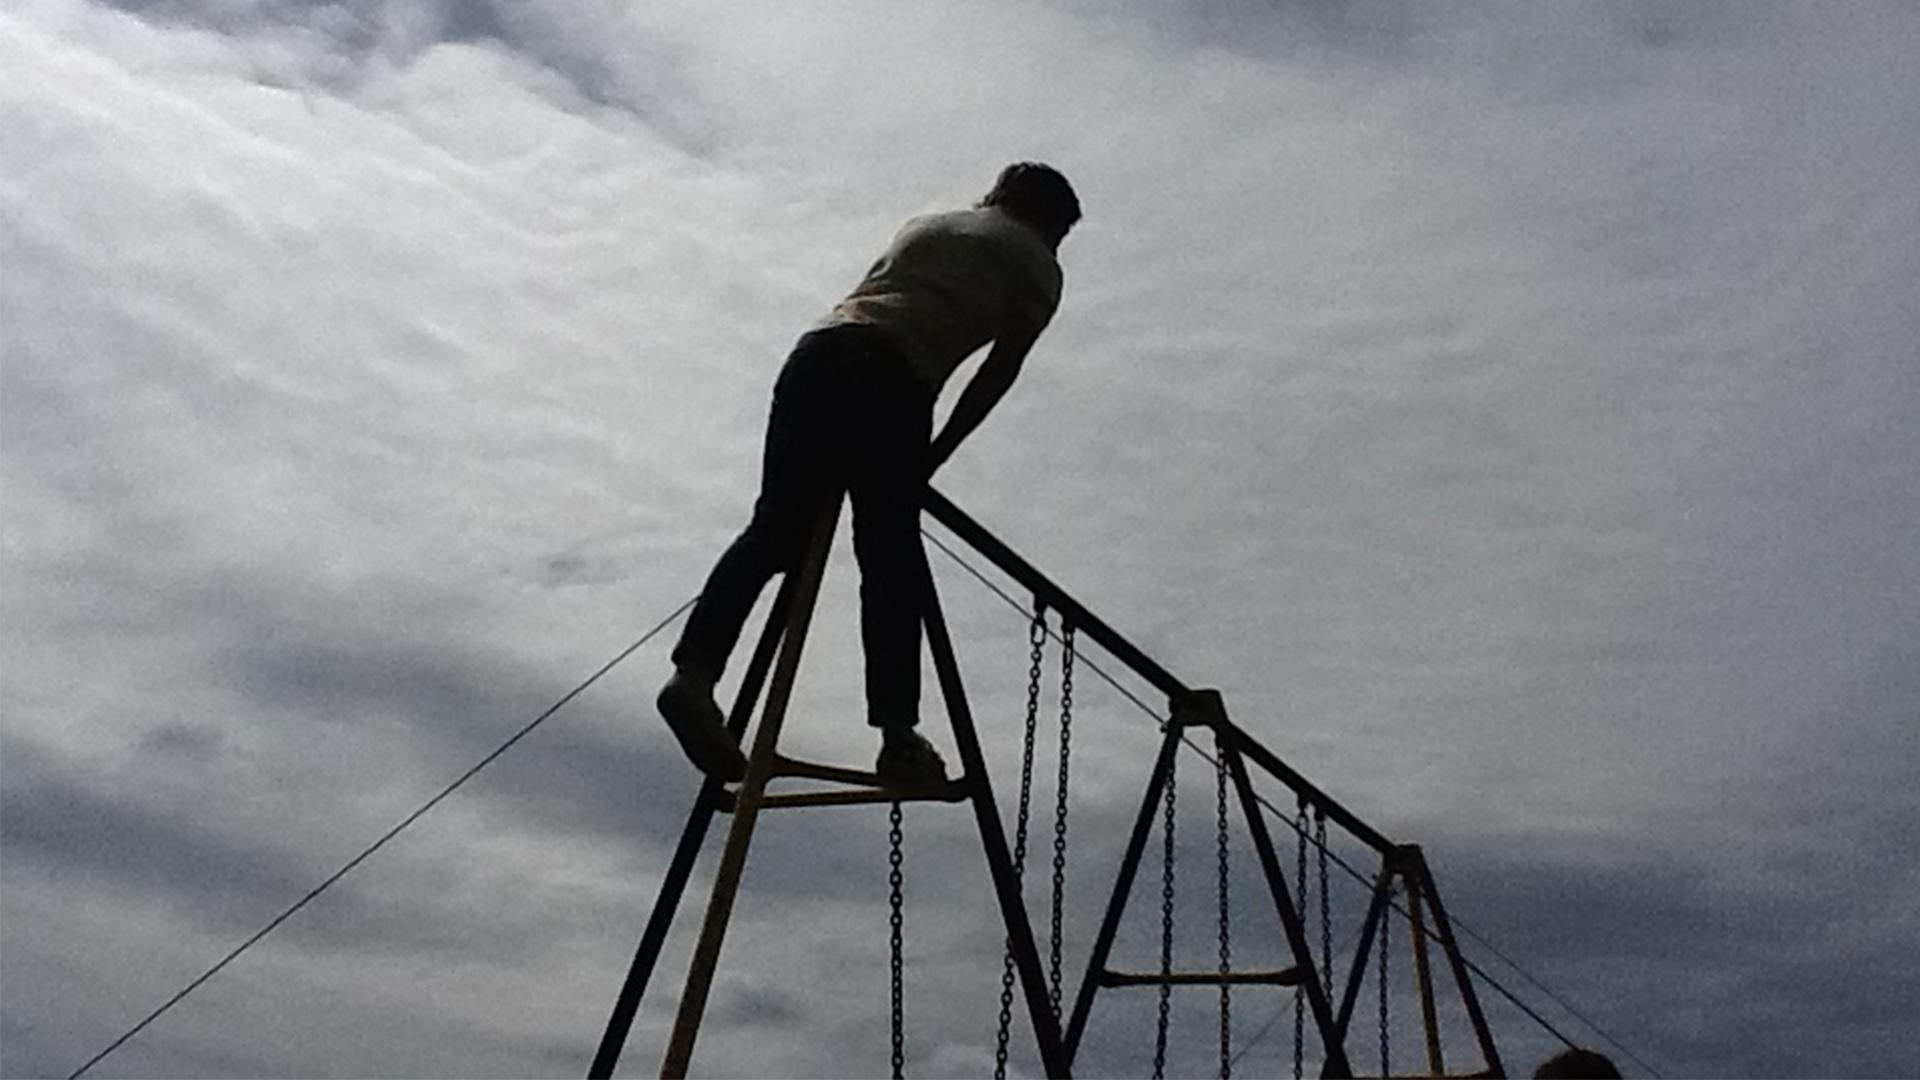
top-left (822, 207), bottom-right (1063, 392)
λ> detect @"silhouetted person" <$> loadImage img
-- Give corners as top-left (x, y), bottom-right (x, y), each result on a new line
top-left (658, 163), bottom-right (1081, 784)
top-left (1533, 1047), bottom-right (1623, 1079)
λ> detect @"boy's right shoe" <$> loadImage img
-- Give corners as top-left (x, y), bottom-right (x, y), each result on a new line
top-left (656, 671), bottom-right (747, 782)
top-left (875, 729), bottom-right (948, 786)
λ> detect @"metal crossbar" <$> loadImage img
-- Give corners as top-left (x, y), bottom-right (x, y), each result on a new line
top-left (923, 489), bottom-right (1394, 856)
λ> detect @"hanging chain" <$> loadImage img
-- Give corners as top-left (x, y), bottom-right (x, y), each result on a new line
top-left (1293, 801), bottom-right (1307, 1080)
top-left (1316, 810), bottom-right (1331, 995)
top-left (1048, 623), bottom-right (1075, 1018)
top-left (1379, 877), bottom-right (1392, 1079)
top-left (1216, 738), bottom-right (1232, 1080)
top-left (1152, 750), bottom-right (1177, 1079)
top-left (994, 604), bottom-right (1048, 1078)
top-left (889, 801), bottom-right (906, 1080)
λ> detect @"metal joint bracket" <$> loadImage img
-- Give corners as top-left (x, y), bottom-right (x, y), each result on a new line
top-left (1172, 688), bottom-right (1230, 731)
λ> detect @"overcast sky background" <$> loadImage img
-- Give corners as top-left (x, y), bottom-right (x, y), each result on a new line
top-left (4, 1), bottom-right (1918, 1077)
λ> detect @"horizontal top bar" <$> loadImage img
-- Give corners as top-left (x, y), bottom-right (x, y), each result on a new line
top-left (1219, 719), bottom-right (1395, 854)
top-left (924, 487), bottom-right (1393, 855)
top-left (924, 487), bottom-right (1189, 700)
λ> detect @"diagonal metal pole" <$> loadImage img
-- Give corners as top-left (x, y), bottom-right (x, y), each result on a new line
top-left (1218, 725), bottom-right (1354, 1079)
top-left (588, 571), bottom-right (800, 1079)
top-left (1331, 865), bottom-right (1394, 1045)
top-left (924, 488), bottom-right (1394, 857)
top-left (1411, 853), bottom-right (1505, 1079)
top-left (1062, 714), bottom-right (1183, 1062)
top-left (1406, 868), bottom-right (1447, 1078)
top-left (660, 499), bottom-right (840, 1078)
top-left (922, 562), bottom-right (1073, 1078)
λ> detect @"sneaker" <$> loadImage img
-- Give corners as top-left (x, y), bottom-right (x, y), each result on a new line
top-left (875, 729), bottom-right (948, 786)
top-left (656, 671), bottom-right (746, 782)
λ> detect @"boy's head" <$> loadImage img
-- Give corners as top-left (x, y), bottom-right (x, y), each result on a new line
top-left (980, 162), bottom-right (1081, 249)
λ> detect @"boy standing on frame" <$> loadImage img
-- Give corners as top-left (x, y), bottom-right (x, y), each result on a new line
top-left (659, 163), bottom-right (1082, 784)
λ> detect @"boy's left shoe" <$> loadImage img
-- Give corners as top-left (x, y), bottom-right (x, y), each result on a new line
top-left (875, 729), bottom-right (948, 786)
top-left (656, 671), bottom-right (746, 782)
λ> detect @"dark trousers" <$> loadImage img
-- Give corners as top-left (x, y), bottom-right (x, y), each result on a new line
top-left (672, 325), bottom-right (935, 728)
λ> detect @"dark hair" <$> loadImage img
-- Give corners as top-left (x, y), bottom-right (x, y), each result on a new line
top-left (1532, 1048), bottom-right (1623, 1079)
top-left (980, 162), bottom-right (1081, 243)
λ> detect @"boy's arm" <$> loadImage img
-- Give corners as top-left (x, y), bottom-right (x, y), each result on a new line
top-left (926, 324), bottom-right (1042, 475)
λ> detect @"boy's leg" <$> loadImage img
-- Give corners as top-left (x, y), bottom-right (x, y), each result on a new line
top-left (852, 471), bottom-right (945, 784)
top-left (672, 335), bottom-right (836, 679)
top-left (846, 351), bottom-right (942, 781)
top-left (663, 335), bottom-right (835, 779)
top-left (851, 490), bottom-right (929, 730)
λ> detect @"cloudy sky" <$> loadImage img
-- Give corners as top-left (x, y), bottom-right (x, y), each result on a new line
top-left (4, 1), bottom-right (1918, 1077)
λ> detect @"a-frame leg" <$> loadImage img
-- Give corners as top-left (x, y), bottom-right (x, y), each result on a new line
top-left (597, 497), bottom-right (1071, 1078)
top-left (922, 571), bottom-right (1073, 1078)
top-left (587, 568), bottom-right (803, 1079)
top-left (1409, 852), bottom-right (1506, 1078)
top-left (1406, 866), bottom-right (1447, 1078)
top-left (1330, 846), bottom-right (1509, 1079)
top-left (660, 499), bottom-right (842, 1077)
top-left (1217, 725), bottom-right (1354, 1079)
top-left (1330, 861), bottom-right (1398, 1051)
top-left (1062, 711), bottom-right (1184, 1064)
top-left (1062, 692), bottom-right (1356, 1078)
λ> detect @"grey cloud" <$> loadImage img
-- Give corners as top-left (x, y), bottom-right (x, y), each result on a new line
top-left (89, 0), bottom-right (720, 147)
top-left (136, 721), bottom-right (229, 761)
top-left (6, 0), bottom-right (1919, 1076)
top-left (1066, 0), bottom-right (1758, 72)
top-left (2, 735), bottom-right (318, 936)
top-left (709, 979), bottom-right (808, 1029)
top-left (1431, 839), bottom-right (1920, 1077)
top-left (2, 724), bottom-right (619, 970)
top-left (190, 568), bottom-right (705, 856)
top-left (93, 0), bottom-right (505, 60)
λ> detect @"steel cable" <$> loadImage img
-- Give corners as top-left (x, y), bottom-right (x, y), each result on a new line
top-left (66, 596), bottom-right (698, 1080)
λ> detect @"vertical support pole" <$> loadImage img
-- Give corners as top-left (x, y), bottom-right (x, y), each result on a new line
top-left (1218, 726), bottom-right (1353, 1079)
top-left (660, 499), bottom-right (840, 1079)
top-left (587, 572), bottom-right (800, 1079)
top-left (1405, 873), bottom-right (1446, 1079)
top-left (1062, 714), bottom-right (1183, 1063)
top-left (1411, 854), bottom-right (1505, 1079)
top-left (922, 569), bottom-right (1072, 1078)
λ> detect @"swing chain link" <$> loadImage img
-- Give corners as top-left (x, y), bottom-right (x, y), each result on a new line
top-left (1048, 623), bottom-right (1075, 1017)
top-left (1379, 875), bottom-right (1392, 1079)
top-left (1317, 811), bottom-right (1331, 995)
top-left (994, 603), bottom-right (1048, 1079)
top-left (1153, 750), bottom-right (1177, 1080)
top-left (1216, 739), bottom-right (1233, 1080)
top-left (1292, 800), bottom-right (1308, 1080)
top-left (889, 801), bottom-right (905, 1080)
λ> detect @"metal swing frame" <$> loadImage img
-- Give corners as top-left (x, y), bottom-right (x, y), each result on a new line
top-left (588, 487), bottom-right (1507, 1079)
top-left (918, 490), bottom-right (1506, 1079)
top-left (589, 494), bottom-right (1070, 1079)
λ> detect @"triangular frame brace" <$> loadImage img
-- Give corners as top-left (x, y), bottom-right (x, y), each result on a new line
top-left (1058, 689), bottom-right (1354, 1076)
top-left (1328, 843), bottom-right (1507, 1079)
top-left (588, 496), bottom-right (1071, 1078)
